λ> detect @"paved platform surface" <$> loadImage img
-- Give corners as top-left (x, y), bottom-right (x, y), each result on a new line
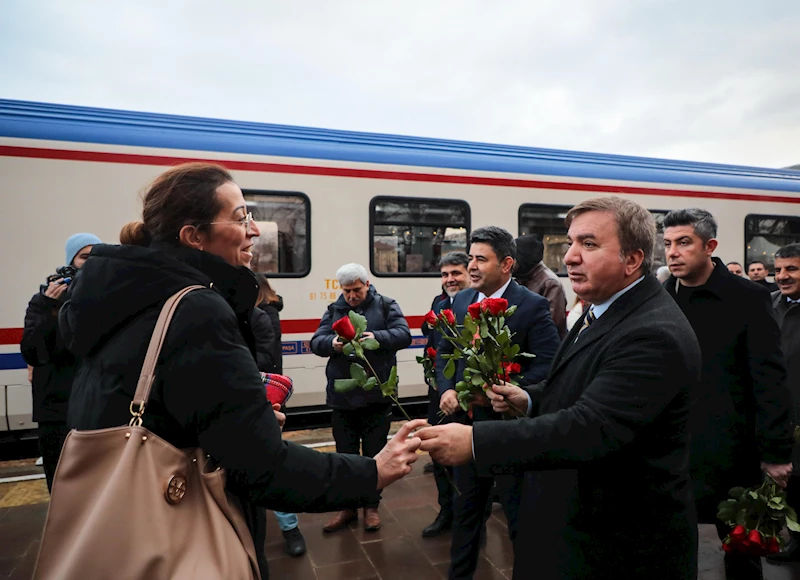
top-left (3, 425), bottom-right (800, 579)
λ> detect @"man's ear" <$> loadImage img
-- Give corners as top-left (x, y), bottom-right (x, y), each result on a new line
top-left (705, 238), bottom-right (719, 255)
top-left (178, 225), bottom-right (205, 250)
top-left (500, 256), bottom-right (515, 275)
top-left (623, 249), bottom-right (645, 277)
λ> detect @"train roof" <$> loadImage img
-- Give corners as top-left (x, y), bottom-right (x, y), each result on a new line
top-left (1, 99), bottom-right (799, 194)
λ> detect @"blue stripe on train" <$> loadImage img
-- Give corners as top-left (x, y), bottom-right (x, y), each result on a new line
top-left (0, 338), bottom-right (428, 370)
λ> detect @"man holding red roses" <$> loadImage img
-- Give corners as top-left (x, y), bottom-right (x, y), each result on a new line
top-left (420, 252), bottom-right (470, 539)
top-left (434, 226), bottom-right (560, 580)
top-left (310, 263), bottom-right (411, 533)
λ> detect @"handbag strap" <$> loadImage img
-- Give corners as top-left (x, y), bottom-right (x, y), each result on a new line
top-left (130, 285), bottom-right (206, 426)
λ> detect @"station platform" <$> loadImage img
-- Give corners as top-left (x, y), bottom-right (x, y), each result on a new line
top-left (2, 424), bottom-right (800, 579)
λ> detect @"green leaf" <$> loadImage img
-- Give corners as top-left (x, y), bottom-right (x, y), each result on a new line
top-left (360, 338), bottom-right (380, 351)
top-left (457, 389), bottom-right (472, 411)
top-left (380, 366), bottom-right (399, 397)
top-left (509, 344), bottom-right (521, 357)
top-left (728, 487), bottom-right (746, 499)
top-left (496, 330), bottom-right (510, 346)
top-left (334, 378), bottom-right (360, 393)
top-left (354, 343), bottom-right (365, 359)
top-left (787, 518), bottom-right (800, 532)
top-left (343, 342), bottom-right (355, 356)
top-left (350, 363), bottom-right (368, 385)
top-left (444, 358), bottom-right (456, 379)
top-left (463, 316), bottom-right (477, 336)
top-left (455, 381), bottom-right (469, 392)
top-left (504, 305), bottom-right (517, 317)
top-left (748, 491), bottom-right (760, 500)
top-left (349, 310), bottom-right (368, 337)
top-left (788, 507), bottom-right (798, 521)
top-left (471, 374), bottom-right (485, 386)
top-left (363, 377), bottom-right (378, 391)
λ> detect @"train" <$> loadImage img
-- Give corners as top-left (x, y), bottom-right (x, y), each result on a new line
top-left (1, 98), bottom-right (799, 441)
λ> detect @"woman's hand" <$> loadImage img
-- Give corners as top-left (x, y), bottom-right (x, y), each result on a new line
top-left (272, 403), bottom-right (286, 430)
top-left (374, 419), bottom-right (427, 490)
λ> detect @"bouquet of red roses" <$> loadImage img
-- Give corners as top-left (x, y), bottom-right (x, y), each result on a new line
top-left (427, 297), bottom-right (533, 415)
top-left (330, 311), bottom-right (410, 420)
top-left (717, 477), bottom-right (800, 556)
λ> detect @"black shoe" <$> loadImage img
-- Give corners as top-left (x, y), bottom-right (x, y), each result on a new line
top-left (767, 539), bottom-right (800, 564)
top-left (423, 461), bottom-right (435, 474)
top-left (282, 527), bottom-right (307, 557)
top-left (421, 511), bottom-right (453, 538)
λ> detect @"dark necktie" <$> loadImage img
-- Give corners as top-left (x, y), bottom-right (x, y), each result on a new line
top-left (576, 308), bottom-right (596, 339)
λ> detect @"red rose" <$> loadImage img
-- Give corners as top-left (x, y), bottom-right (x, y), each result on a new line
top-left (747, 529), bottom-right (763, 548)
top-left (424, 310), bottom-right (438, 327)
top-left (440, 309), bottom-right (456, 325)
top-left (426, 347), bottom-right (437, 359)
top-left (467, 303), bottom-right (482, 319)
top-left (729, 525), bottom-right (747, 543)
top-left (507, 362), bottom-right (521, 374)
top-left (332, 316), bottom-right (357, 342)
top-left (481, 297), bottom-right (508, 316)
top-left (767, 536), bottom-right (780, 554)
top-left (722, 541), bottom-right (734, 553)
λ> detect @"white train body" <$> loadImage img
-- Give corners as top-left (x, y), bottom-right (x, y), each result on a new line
top-left (1, 100), bottom-right (799, 436)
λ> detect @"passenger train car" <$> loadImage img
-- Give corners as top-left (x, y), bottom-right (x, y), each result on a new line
top-left (1, 99), bottom-right (799, 440)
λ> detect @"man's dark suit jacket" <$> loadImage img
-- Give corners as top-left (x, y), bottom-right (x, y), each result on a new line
top-left (472, 275), bottom-right (701, 579)
top-left (435, 279), bottom-right (560, 421)
top-left (422, 292), bottom-right (451, 424)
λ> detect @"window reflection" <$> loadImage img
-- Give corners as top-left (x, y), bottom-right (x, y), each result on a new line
top-left (745, 214), bottom-right (800, 273)
top-left (372, 198), bottom-right (470, 275)
top-left (244, 192), bottom-right (310, 276)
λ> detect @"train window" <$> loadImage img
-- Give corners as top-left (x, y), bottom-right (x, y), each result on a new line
top-left (243, 191), bottom-right (310, 277)
top-left (370, 197), bottom-right (470, 276)
top-left (518, 204), bottom-right (571, 276)
top-left (745, 214), bottom-right (800, 273)
top-left (519, 204), bottom-right (669, 275)
top-left (650, 210), bottom-right (669, 272)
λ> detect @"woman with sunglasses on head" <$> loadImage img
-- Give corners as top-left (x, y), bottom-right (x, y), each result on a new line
top-left (61, 162), bottom-right (423, 579)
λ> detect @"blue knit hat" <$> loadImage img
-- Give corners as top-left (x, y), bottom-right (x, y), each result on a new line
top-left (65, 233), bottom-right (102, 266)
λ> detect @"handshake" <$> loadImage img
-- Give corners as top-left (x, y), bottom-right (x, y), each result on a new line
top-left (372, 419), bottom-right (478, 490)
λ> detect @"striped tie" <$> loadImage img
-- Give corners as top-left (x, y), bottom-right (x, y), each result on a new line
top-left (576, 308), bottom-right (596, 339)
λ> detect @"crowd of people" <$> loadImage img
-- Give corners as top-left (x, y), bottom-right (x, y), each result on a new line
top-left (20, 161), bottom-right (800, 580)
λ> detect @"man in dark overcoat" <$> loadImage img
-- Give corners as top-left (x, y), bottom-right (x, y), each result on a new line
top-left (419, 196), bottom-right (702, 579)
top-left (662, 208), bottom-right (793, 580)
top-left (764, 243), bottom-right (800, 563)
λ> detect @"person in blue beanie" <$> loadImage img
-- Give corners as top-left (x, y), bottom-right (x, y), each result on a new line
top-left (21, 232), bottom-right (102, 491)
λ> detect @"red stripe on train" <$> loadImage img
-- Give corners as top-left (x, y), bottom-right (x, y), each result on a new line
top-left (2, 145), bottom-right (799, 204)
top-left (0, 316), bottom-right (427, 345)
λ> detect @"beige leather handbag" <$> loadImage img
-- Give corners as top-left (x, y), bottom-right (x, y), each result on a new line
top-left (33, 286), bottom-right (261, 580)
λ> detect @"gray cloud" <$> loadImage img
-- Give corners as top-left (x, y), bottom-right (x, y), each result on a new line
top-left (1, 0), bottom-right (798, 167)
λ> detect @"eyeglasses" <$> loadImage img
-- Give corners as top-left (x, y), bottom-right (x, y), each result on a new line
top-left (206, 212), bottom-right (254, 234)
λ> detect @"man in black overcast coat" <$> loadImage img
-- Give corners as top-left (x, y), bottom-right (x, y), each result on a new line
top-left (663, 208), bottom-right (793, 580)
top-left (419, 196), bottom-right (702, 579)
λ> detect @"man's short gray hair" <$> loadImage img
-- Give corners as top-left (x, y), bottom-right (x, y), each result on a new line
top-left (663, 208), bottom-right (718, 243)
top-left (336, 263), bottom-right (369, 286)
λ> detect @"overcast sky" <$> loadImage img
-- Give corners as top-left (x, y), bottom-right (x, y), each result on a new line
top-left (1, 0), bottom-right (798, 168)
